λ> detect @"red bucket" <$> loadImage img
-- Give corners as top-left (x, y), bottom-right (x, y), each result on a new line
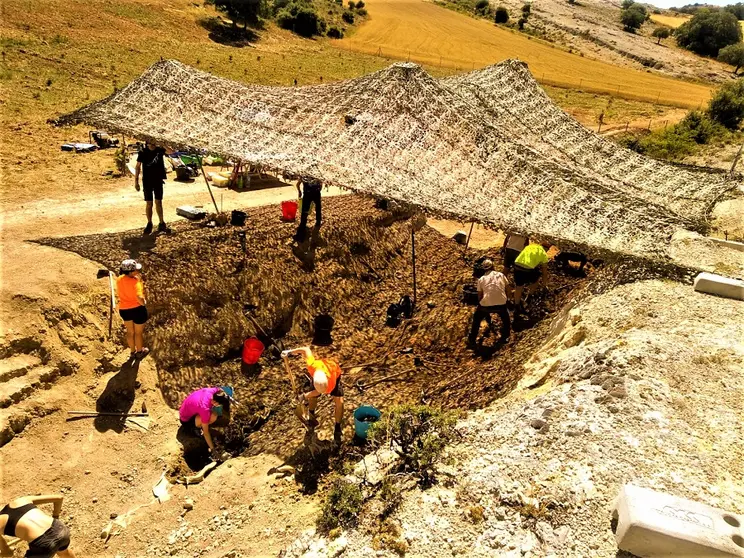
top-left (242, 337), bottom-right (265, 365)
top-left (281, 200), bottom-right (298, 221)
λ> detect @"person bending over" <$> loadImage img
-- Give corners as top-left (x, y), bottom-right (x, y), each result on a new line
top-left (0, 494), bottom-right (76, 557)
top-left (513, 240), bottom-right (551, 311)
top-left (468, 259), bottom-right (512, 347)
top-left (179, 386), bottom-right (233, 458)
top-left (283, 346), bottom-right (343, 448)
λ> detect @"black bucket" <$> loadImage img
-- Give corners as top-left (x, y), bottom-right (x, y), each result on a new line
top-left (462, 284), bottom-right (479, 305)
top-left (313, 314), bottom-right (334, 346)
top-left (231, 210), bottom-right (247, 226)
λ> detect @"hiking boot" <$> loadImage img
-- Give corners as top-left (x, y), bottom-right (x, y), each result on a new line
top-left (307, 413), bottom-right (319, 429)
top-left (157, 222), bottom-right (169, 233)
top-left (143, 222), bottom-right (153, 235)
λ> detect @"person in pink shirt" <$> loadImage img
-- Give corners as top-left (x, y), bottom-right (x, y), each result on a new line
top-left (179, 386), bottom-right (233, 457)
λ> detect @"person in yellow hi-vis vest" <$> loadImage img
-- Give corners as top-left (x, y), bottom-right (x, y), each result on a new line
top-left (513, 240), bottom-right (551, 312)
top-left (282, 346), bottom-right (344, 449)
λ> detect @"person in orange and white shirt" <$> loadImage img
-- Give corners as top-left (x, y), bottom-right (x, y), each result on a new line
top-left (282, 346), bottom-right (344, 448)
top-left (116, 259), bottom-right (149, 361)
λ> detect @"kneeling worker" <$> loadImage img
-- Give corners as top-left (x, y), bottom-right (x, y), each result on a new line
top-left (282, 347), bottom-right (343, 448)
top-left (178, 386), bottom-right (233, 458)
top-left (513, 240), bottom-right (551, 311)
top-left (0, 494), bottom-right (76, 557)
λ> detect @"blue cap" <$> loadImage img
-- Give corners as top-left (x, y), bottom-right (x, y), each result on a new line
top-left (221, 386), bottom-right (234, 398)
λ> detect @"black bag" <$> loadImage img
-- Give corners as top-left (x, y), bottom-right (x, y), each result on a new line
top-left (231, 210), bottom-right (247, 226)
top-left (386, 303), bottom-right (402, 328)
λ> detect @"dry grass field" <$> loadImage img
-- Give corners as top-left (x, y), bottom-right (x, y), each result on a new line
top-left (650, 14), bottom-right (691, 28)
top-left (338, 0), bottom-right (714, 107)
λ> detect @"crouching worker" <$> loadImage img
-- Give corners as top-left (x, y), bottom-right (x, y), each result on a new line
top-left (467, 259), bottom-right (511, 348)
top-left (0, 494), bottom-right (76, 557)
top-left (178, 386), bottom-right (233, 460)
top-left (282, 347), bottom-right (343, 448)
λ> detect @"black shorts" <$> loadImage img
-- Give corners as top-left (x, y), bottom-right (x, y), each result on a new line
top-left (514, 265), bottom-right (541, 287)
top-left (143, 181), bottom-right (164, 202)
top-left (26, 519), bottom-right (70, 558)
top-left (504, 248), bottom-right (521, 268)
top-left (119, 305), bottom-right (148, 324)
top-left (305, 374), bottom-right (344, 397)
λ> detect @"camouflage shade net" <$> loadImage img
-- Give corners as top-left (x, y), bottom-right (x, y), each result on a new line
top-left (55, 59), bottom-right (741, 266)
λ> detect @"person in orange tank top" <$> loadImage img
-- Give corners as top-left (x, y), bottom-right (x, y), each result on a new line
top-left (282, 346), bottom-right (344, 449)
top-left (116, 259), bottom-right (149, 361)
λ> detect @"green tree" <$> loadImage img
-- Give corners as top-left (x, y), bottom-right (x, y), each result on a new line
top-left (708, 78), bottom-right (744, 129)
top-left (522, 2), bottom-right (531, 15)
top-left (209, 0), bottom-right (267, 27)
top-left (725, 2), bottom-right (744, 20)
top-left (718, 42), bottom-right (744, 74)
top-left (652, 26), bottom-right (671, 44)
top-left (276, 2), bottom-right (326, 36)
top-left (494, 5), bottom-right (509, 23)
top-left (675, 9), bottom-right (742, 56)
top-left (621, 3), bottom-right (647, 32)
top-left (621, 0), bottom-right (634, 8)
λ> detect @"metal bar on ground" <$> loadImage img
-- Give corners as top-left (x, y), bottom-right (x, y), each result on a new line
top-left (411, 227), bottom-right (417, 311)
top-left (67, 411), bottom-right (150, 417)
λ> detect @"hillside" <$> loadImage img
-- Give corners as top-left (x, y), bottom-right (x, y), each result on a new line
top-left (337, 0), bottom-right (716, 107)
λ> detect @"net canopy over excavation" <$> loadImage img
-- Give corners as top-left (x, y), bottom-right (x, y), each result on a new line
top-left (55, 59), bottom-right (740, 266)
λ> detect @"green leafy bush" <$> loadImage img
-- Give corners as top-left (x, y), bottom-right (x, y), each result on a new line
top-left (276, 2), bottom-right (326, 36)
top-left (357, 7), bottom-right (367, 15)
top-left (522, 2), bottom-right (531, 15)
top-left (675, 9), bottom-right (741, 56)
top-left (355, 0), bottom-right (365, 8)
top-left (342, 10), bottom-right (354, 23)
top-left (475, 0), bottom-right (490, 15)
top-left (327, 25), bottom-right (344, 38)
top-left (494, 5), bottom-right (509, 23)
top-left (367, 404), bottom-right (459, 487)
top-left (518, 17), bottom-right (527, 29)
top-left (708, 78), bottom-right (744, 129)
top-left (718, 43), bottom-right (744, 74)
top-left (316, 477), bottom-right (364, 533)
top-left (652, 26), bottom-right (670, 44)
top-left (621, 3), bottom-right (647, 32)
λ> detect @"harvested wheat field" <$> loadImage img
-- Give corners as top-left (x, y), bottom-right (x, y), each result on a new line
top-left (39, 197), bottom-right (592, 473)
top-left (338, 0), bottom-right (714, 107)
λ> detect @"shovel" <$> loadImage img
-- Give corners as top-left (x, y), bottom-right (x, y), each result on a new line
top-left (243, 304), bottom-right (285, 358)
top-left (97, 269), bottom-right (115, 337)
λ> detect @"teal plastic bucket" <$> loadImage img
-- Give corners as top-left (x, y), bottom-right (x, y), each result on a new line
top-left (353, 405), bottom-right (381, 440)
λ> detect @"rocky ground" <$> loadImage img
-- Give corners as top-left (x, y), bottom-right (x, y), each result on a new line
top-left (290, 280), bottom-right (744, 557)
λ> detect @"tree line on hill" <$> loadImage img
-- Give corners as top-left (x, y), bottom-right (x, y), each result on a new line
top-left (207, 0), bottom-right (367, 38)
top-left (619, 1), bottom-right (744, 72)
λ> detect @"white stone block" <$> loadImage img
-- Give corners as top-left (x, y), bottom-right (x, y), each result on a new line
top-left (613, 484), bottom-right (744, 557)
top-left (694, 273), bottom-right (744, 301)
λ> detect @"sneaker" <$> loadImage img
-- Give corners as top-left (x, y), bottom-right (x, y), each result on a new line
top-left (157, 222), bottom-right (169, 233)
top-left (135, 347), bottom-right (150, 360)
top-left (307, 413), bottom-right (319, 429)
top-left (143, 222), bottom-right (153, 235)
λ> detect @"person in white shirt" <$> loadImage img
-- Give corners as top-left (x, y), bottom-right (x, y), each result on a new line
top-left (503, 233), bottom-right (529, 269)
top-left (467, 259), bottom-right (512, 347)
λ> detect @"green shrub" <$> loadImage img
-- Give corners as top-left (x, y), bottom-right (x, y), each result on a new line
top-left (379, 477), bottom-right (404, 519)
top-left (522, 2), bottom-right (531, 15)
top-left (355, 0), bottom-right (365, 8)
top-left (316, 477), bottom-right (364, 533)
top-left (718, 43), bottom-right (744, 74)
top-left (708, 78), bottom-right (744, 129)
top-left (652, 26), bottom-right (670, 43)
top-left (327, 25), bottom-right (343, 38)
top-left (276, 2), bottom-right (325, 36)
top-left (518, 17), bottom-right (527, 29)
top-left (347, 0), bottom-right (354, 7)
top-left (342, 10), bottom-right (354, 23)
top-left (475, 0), bottom-right (490, 15)
top-left (494, 5), bottom-right (509, 23)
top-left (678, 110), bottom-right (727, 143)
top-left (621, 3), bottom-right (647, 32)
top-left (357, 7), bottom-right (367, 15)
top-left (367, 404), bottom-right (459, 487)
top-left (675, 9), bottom-right (741, 56)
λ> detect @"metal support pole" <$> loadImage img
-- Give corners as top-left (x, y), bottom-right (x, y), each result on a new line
top-left (465, 222), bottom-right (475, 250)
top-left (411, 227), bottom-right (417, 311)
top-left (197, 155), bottom-right (220, 213)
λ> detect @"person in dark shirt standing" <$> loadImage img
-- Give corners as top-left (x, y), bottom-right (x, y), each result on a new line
top-left (294, 177), bottom-right (322, 242)
top-left (135, 141), bottom-right (169, 235)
